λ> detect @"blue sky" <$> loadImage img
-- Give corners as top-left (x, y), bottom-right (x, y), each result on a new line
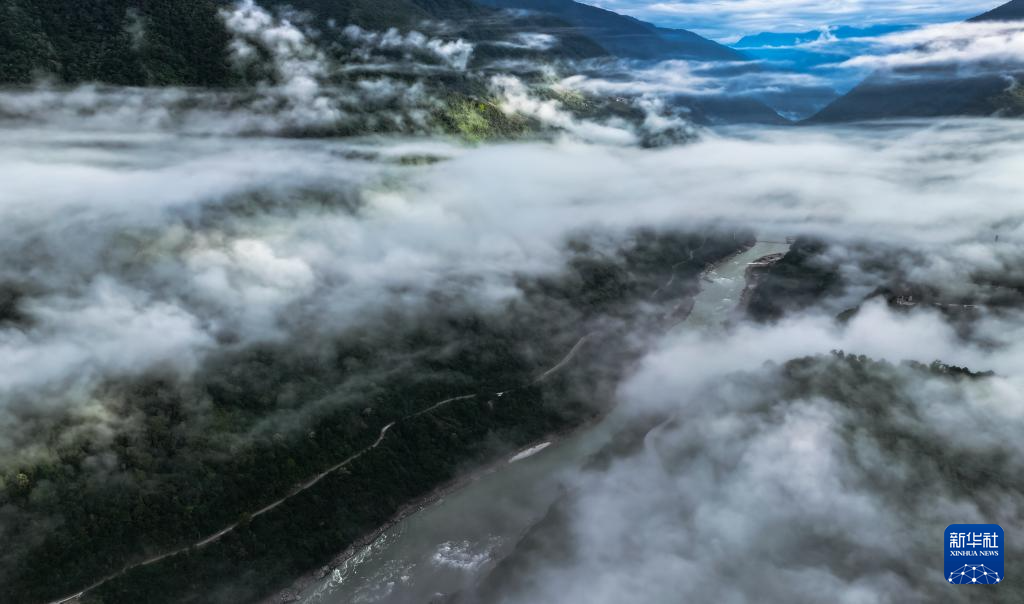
top-left (584, 1), bottom-right (1007, 41)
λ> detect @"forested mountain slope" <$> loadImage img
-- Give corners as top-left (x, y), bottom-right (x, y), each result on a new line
top-left (0, 0), bottom-right (233, 85)
top-left (0, 0), bottom-right (605, 86)
top-left (476, 0), bottom-right (745, 61)
top-left (0, 0), bottom-right (748, 86)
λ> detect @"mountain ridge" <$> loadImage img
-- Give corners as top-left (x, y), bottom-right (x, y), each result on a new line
top-left (0, 0), bottom-right (789, 126)
top-left (807, 0), bottom-right (1024, 123)
top-left (0, 0), bottom-right (745, 86)
top-left (970, 0), bottom-right (1024, 21)
top-left (477, 0), bottom-right (745, 62)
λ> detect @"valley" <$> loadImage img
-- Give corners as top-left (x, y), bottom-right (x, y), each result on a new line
top-left (2, 2), bottom-right (1024, 603)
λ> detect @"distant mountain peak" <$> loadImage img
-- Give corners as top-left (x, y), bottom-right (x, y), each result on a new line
top-left (970, 0), bottom-right (1024, 22)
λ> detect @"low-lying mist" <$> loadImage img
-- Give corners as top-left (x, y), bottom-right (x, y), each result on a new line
top-left (4, 8), bottom-right (1024, 598)
top-left (6, 116), bottom-right (1023, 422)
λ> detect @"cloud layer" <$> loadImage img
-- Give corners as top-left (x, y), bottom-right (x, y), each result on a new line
top-left (841, 21), bottom-right (1024, 75)
top-left (586, 0), bottom-right (1002, 39)
top-left (476, 333), bottom-right (1024, 603)
top-left (5, 35), bottom-right (1024, 598)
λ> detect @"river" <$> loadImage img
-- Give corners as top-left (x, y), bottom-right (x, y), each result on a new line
top-left (293, 241), bottom-right (790, 604)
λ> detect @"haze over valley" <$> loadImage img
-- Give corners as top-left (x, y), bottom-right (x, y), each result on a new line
top-left (1, 2), bottom-right (1024, 603)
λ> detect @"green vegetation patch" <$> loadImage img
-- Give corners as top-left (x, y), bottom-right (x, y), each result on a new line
top-left (434, 96), bottom-right (536, 142)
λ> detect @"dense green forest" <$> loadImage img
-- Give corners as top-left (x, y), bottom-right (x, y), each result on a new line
top-left (1, 228), bottom-right (750, 604)
top-left (0, 0), bottom-right (604, 86)
top-left (0, 0), bottom-right (661, 138)
top-left (0, 0), bottom-right (234, 85)
top-left (746, 238), bottom-right (842, 321)
top-left (0, 0), bottom-right (787, 129)
top-left (0, 0), bottom-right (748, 86)
top-left (748, 235), bottom-right (1024, 325)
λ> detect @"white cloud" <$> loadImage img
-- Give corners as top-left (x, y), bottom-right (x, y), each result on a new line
top-left (479, 298), bottom-right (1024, 604)
top-left (840, 21), bottom-right (1024, 73)
top-left (492, 32), bottom-right (560, 51)
top-left (561, 58), bottom-right (830, 97)
top-left (340, 25), bottom-right (475, 71)
top-left (490, 75), bottom-right (641, 145)
top-left (5, 71), bottom-right (1024, 601)
top-left (0, 279), bottom-right (212, 396)
top-left (586, 0), bottom-right (1001, 39)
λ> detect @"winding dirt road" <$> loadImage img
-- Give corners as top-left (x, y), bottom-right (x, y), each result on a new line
top-left (46, 336), bottom-right (592, 604)
top-left (47, 238), bottom-right (763, 604)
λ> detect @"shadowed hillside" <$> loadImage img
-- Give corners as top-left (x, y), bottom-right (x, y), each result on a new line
top-left (970, 0), bottom-right (1024, 21)
top-left (477, 0), bottom-right (745, 61)
top-left (0, 0), bottom-right (605, 86)
top-left (808, 0), bottom-right (1024, 123)
top-left (0, 0), bottom-right (233, 85)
